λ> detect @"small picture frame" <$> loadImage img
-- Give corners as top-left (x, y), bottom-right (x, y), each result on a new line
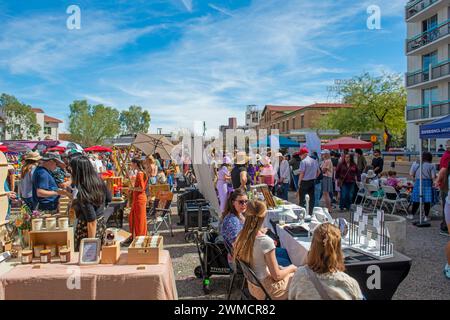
top-left (79, 238), bottom-right (101, 265)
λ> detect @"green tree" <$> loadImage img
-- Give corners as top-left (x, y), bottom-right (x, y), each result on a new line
top-left (119, 105), bottom-right (151, 134)
top-left (0, 94), bottom-right (41, 140)
top-left (319, 72), bottom-right (406, 150)
top-left (68, 100), bottom-right (120, 146)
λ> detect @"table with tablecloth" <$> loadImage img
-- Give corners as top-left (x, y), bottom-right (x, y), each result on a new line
top-left (0, 250), bottom-right (178, 300)
top-left (277, 225), bottom-right (411, 300)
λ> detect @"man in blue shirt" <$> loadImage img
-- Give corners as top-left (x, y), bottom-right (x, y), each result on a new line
top-left (32, 153), bottom-right (70, 214)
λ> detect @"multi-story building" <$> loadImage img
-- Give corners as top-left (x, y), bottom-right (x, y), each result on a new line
top-left (245, 105), bottom-right (261, 128)
top-left (0, 107), bottom-right (63, 141)
top-left (259, 103), bottom-right (351, 133)
top-left (405, 0), bottom-right (450, 151)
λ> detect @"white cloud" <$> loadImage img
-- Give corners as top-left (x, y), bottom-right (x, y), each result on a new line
top-left (208, 4), bottom-right (234, 17)
top-left (180, 0), bottom-right (193, 12)
top-left (0, 12), bottom-right (162, 77)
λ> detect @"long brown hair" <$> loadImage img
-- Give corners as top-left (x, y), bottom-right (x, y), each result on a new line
top-left (222, 189), bottom-right (247, 220)
top-left (21, 159), bottom-right (39, 177)
top-left (132, 158), bottom-right (148, 182)
top-left (307, 223), bottom-right (345, 274)
top-left (233, 200), bottom-right (267, 264)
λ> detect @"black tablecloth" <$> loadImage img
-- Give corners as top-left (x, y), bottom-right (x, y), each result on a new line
top-left (343, 248), bottom-right (411, 300)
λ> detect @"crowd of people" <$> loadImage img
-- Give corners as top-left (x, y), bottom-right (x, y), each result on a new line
top-left (6, 147), bottom-right (183, 251)
top-left (214, 144), bottom-right (450, 286)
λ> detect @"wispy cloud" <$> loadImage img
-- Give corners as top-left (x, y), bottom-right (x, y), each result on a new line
top-left (0, 11), bottom-right (162, 77)
top-left (208, 4), bottom-right (234, 17)
top-left (180, 0), bottom-right (193, 12)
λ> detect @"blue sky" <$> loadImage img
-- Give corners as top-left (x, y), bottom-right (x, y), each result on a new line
top-left (0, 0), bottom-right (406, 137)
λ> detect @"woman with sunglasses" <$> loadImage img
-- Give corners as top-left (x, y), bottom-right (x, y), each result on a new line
top-left (220, 189), bottom-right (248, 249)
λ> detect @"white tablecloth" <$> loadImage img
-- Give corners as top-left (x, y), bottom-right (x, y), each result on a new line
top-left (277, 224), bottom-right (311, 267)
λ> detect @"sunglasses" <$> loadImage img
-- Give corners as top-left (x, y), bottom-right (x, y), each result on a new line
top-left (236, 200), bottom-right (248, 205)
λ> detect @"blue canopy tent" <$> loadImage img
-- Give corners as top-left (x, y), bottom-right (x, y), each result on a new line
top-left (417, 115), bottom-right (450, 226)
top-left (253, 135), bottom-right (300, 148)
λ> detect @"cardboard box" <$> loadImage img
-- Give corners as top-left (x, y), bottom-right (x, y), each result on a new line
top-left (127, 236), bottom-right (163, 265)
top-left (101, 241), bottom-right (121, 264)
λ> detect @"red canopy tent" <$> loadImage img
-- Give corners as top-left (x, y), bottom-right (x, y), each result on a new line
top-left (84, 145), bottom-right (112, 153)
top-left (0, 145), bottom-right (8, 152)
top-left (321, 137), bottom-right (372, 150)
top-left (45, 146), bottom-right (66, 154)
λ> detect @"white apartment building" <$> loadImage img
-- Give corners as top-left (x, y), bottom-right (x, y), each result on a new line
top-left (406, 0), bottom-right (450, 151)
top-left (0, 107), bottom-right (62, 141)
top-left (245, 105), bottom-right (261, 128)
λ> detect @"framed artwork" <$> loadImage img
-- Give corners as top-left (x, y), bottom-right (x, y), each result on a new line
top-left (79, 238), bottom-right (101, 265)
top-left (251, 184), bottom-right (276, 208)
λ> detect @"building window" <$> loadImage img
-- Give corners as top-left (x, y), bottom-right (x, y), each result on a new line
top-left (422, 51), bottom-right (437, 72)
top-left (292, 118), bottom-right (295, 129)
top-left (300, 115), bottom-right (304, 128)
top-left (422, 15), bottom-right (437, 33)
top-left (44, 127), bottom-right (52, 135)
top-left (286, 120), bottom-right (289, 131)
top-left (282, 121), bottom-right (285, 132)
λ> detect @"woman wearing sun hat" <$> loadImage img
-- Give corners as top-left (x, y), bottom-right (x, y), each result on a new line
top-left (19, 151), bottom-right (42, 211)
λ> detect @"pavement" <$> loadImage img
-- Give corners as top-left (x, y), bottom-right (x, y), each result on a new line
top-left (124, 190), bottom-right (450, 300)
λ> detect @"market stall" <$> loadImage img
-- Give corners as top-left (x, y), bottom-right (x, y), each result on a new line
top-left (0, 250), bottom-right (178, 300)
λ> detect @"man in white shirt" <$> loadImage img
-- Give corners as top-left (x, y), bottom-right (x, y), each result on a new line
top-left (275, 152), bottom-right (291, 201)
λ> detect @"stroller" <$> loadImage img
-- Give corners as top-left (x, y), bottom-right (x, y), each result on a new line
top-left (190, 227), bottom-right (232, 294)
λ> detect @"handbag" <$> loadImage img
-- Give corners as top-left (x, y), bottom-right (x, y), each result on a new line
top-left (337, 166), bottom-right (351, 188)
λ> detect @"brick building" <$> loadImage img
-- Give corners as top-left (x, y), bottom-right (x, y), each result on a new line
top-left (259, 103), bottom-right (352, 133)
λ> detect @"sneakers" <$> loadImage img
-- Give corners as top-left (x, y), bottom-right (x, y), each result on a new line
top-left (423, 216), bottom-right (429, 222)
top-left (440, 230), bottom-right (450, 236)
top-left (406, 214), bottom-right (414, 220)
top-left (445, 264), bottom-right (450, 280)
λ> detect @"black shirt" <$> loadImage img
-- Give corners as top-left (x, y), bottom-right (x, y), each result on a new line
top-left (231, 165), bottom-right (250, 190)
top-left (73, 182), bottom-right (112, 222)
top-left (371, 157), bottom-right (384, 175)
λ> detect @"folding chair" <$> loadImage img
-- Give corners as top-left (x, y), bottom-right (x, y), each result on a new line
top-left (353, 182), bottom-right (366, 206)
top-left (236, 259), bottom-right (272, 300)
top-left (362, 183), bottom-right (383, 213)
top-left (148, 191), bottom-right (174, 237)
top-left (379, 185), bottom-right (409, 216)
top-left (224, 241), bottom-right (244, 300)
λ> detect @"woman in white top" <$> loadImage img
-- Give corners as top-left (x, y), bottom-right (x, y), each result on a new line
top-left (19, 151), bottom-right (42, 210)
top-left (233, 200), bottom-right (297, 300)
top-left (289, 223), bottom-right (363, 300)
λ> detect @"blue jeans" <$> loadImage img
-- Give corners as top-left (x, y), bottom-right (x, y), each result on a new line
top-left (340, 182), bottom-right (355, 210)
top-left (293, 175), bottom-right (299, 191)
top-left (279, 183), bottom-right (289, 201)
top-left (314, 182), bottom-right (322, 207)
top-left (275, 247), bottom-right (291, 267)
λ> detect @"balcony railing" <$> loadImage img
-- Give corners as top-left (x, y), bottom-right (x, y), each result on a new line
top-left (406, 19), bottom-right (450, 53)
top-left (407, 100), bottom-right (450, 120)
top-left (406, 59), bottom-right (450, 87)
top-left (405, 0), bottom-right (439, 20)
top-left (431, 100), bottom-right (450, 117)
top-left (406, 105), bottom-right (429, 121)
